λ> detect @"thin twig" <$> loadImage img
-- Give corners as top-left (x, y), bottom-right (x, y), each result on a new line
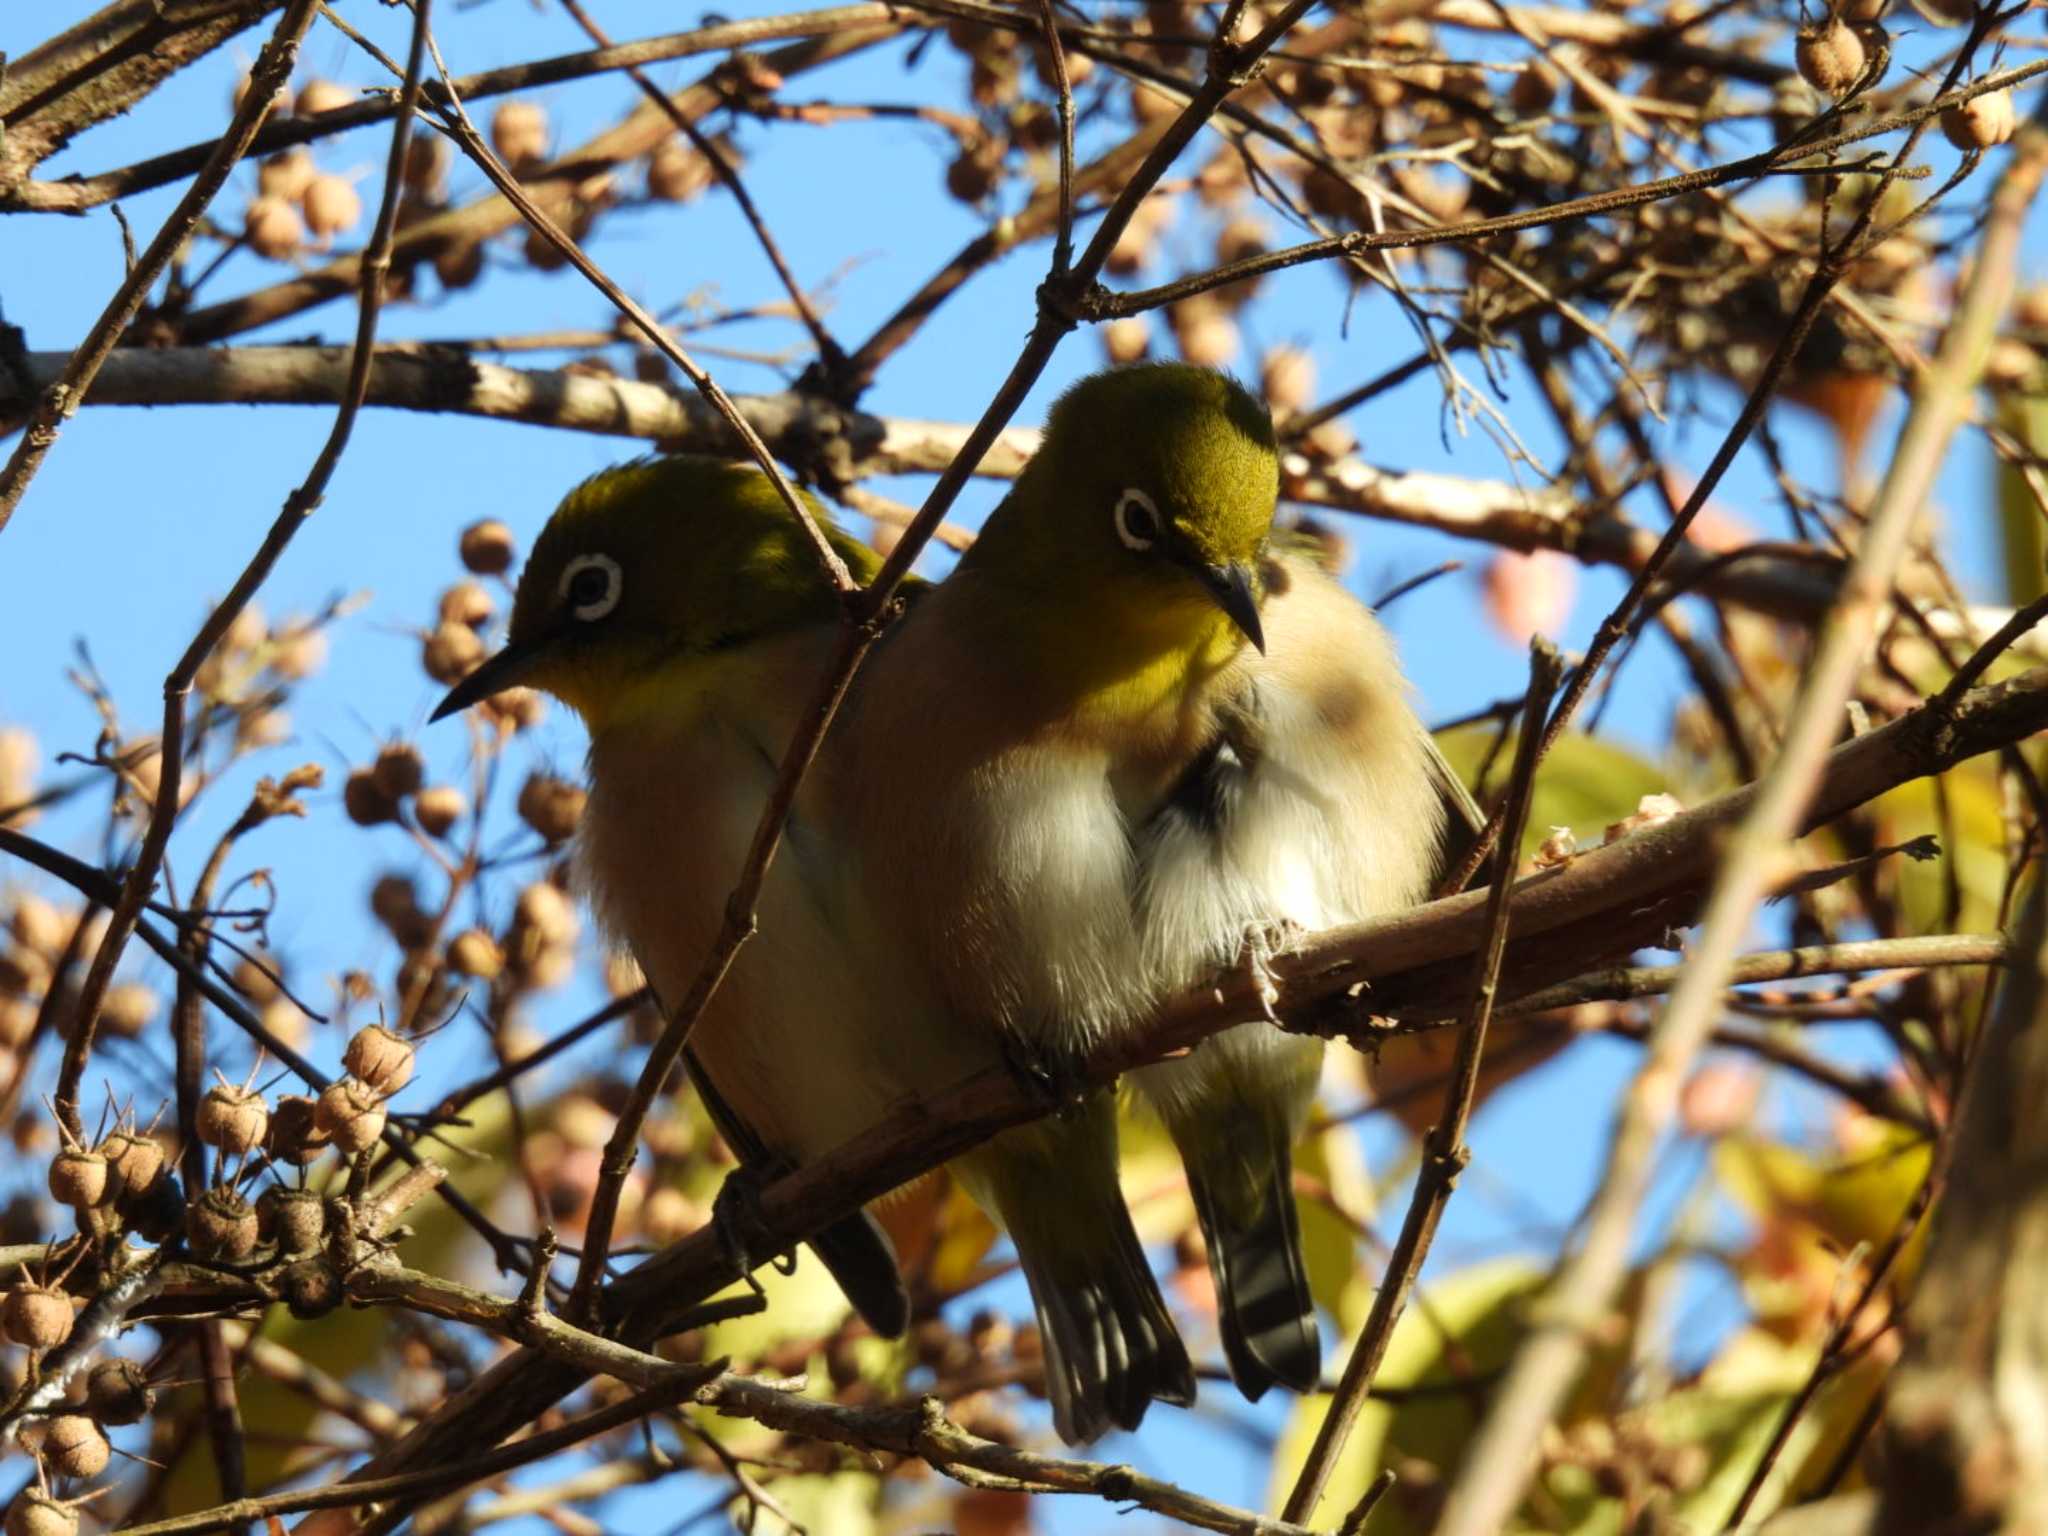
top-left (1282, 639), bottom-right (1564, 1526)
top-left (0, 0), bottom-right (320, 536)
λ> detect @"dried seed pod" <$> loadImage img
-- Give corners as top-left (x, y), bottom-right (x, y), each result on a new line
top-left (1795, 20), bottom-right (1867, 98)
top-left (646, 139), bottom-right (713, 202)
top-left (1260, 346), bottom-right (1316, 415)
top-left (7, 895), bottom-right (66, 957)
top-left (1942, 87), bottom-right (2015, 150)
top-left (345, 1024), bottom-right (416, 1096)
top-left (109, 1134), bottom-right (165, 1201)
top-left (1166, 295), bottom-right (1239, 369)
top-left (458, 519), bottom-right (517, 576)
top-left (1509, 59), bottom-right (1559, 113)
top-left (516, 775), bottom-right (586, 844)
top-left (343, 769), bottom-right (400, 828)
top-left (244, 194), bottom-right (305, 260)
top-left (370, 744), bottom-right (425, 801)
top-left (197, 1080), bottom-right (269, 1158)
top-left (295, 78), bottom-right (354, 117)
top-left (6, 1493), bottom-right (79, 1536)
top-left (187, 1186), bottom-right (260, 1261)
top-left (412, 785), bottom-right (467, 838)
top-left (303, 173), bottom-right (363, 240)
top-left (513, 882), bottom-right (578, 948)
top-left (1102, 317), bottom-right (1150, 366)
top-left (315, 1077), bottom-right (386, 1155)
top-left (266, 1094), bottom-right (331, 1165)
top-left (42, 1416), bottom-right (108, 1481)
top-left (97, 982), bottom-right (156, 1040)
top-left (86, 1357), bottom-right (155, 1425)
top-left (2, 1284), bottom-right (73, 1350)
top-left (438, 580), bottom-right (494, 630)
top-left (446, 928), bottom-right (504, 981)
top-left (491, 100), bottom-right (550, 169)
top-left (482, 686), bottom-right (547, 732)
top-left (422, 619), bottom-right (487, 686)
top-left (47, 1149), bottom-right (108, 1210)
top-left (1905, 0), bottom-right (1975, 23)
top-left (434, 238), bottom-right (486, 292)
top-left (257, 149), bottom-right (317, 204)
top-left (269, 1187), bottom-right (327, 1255)
top-left (282, 1257), bottom-right (342, 1319)
top-left (123, 1169), bottom-right (184, 1243)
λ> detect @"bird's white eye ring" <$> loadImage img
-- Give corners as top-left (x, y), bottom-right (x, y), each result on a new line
top-left (1113, 487), bottom-right (1160, 552)
top-left (560, 553), bottom-right (623, 621)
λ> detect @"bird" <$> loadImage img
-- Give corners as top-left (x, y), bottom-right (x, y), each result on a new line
top-left (429, 455), bottom-right (977, 1342)
top-left (432, 454), bottom-right (1195, 1446)
top-left (836, 362), bottom-right (1467, 1405)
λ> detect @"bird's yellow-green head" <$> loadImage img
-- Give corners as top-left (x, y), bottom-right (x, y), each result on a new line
top-left (968, 363), bottom-right (1278, 657)
top-left (431, 457), bottom-right (874, 733)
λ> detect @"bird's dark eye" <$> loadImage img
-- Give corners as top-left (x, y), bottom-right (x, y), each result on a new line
top-left (559, 553), bottom-right (622, 621)
top-left (1113, 487), bottom-right (1160, 552)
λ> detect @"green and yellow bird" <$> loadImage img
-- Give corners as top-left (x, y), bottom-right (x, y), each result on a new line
top-left (431, 456), bottom-right (975, 1339)
top-left (429, 457), bottom-right (1193, 1444)
top-left (839, 363), bottom-right (1465, 1403)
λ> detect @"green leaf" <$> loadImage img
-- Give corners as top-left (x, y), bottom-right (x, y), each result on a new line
top-left (1435, 728), bottom-right (1666, 861)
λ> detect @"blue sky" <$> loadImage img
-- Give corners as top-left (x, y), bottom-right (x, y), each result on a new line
top-left (1, 0), bottom-right (2031, 1526)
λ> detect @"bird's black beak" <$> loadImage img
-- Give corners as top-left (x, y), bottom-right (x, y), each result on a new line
top-left (1196, 560), bottom-right (1266, 654)
top-left (429, 635), bottom-right (549, 722)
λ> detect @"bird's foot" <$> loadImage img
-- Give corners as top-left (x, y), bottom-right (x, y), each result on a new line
top-left (711, 1168), bottom-right (795, 1300)
top-left (1239, 918), bottom-right (1305, 1023)
top-left (1000, 1029), bottom-right (1093, 1116)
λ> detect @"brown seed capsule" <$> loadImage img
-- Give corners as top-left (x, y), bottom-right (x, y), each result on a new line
top-left (86, 1357), bottom-right (155, 1425)
top-left (1260, 346), bottom-right (1316, 415)
top-left (268, 1187), bottom-right (327, 1255)
top-left (6, 1493), bottom-right (79, 1536)
top-left (2, 1285), bottom-right (73, 1350)
top-left (303, 174), bottom-right (363, 241)
top-left (345, 1024), bottom-right (416, 1096)
top-left (412, 785), bottom-right (467, 838)
top-left (646, 139), bottom-right (714, 203)
top-left (370, 744), bottom-right (425, 802)
top-left (197, 1081), bottom-right (269, 1157)
top-left (1167, 296), bottom-right (1239, 369)
top-left (109, 1134), bottom-right (165, 1201)
top-left (446, 928), bottom-right (505, 981)
top-left (481, 686), bottom-right (547, 732)
top-left (343, 768), bottom-right (400, 828)
top-left (1942, 87), bottom-right (2016, 150)
top-left (295, 78), bottom-right (354, 117)
top-left (403, 134), bottom-right (450, 200)
top-left (188, 1186), bottom-right (260, 1260)
top-left (244, 194), bottom-right (305, 260)
top-left (438, 580), bottom-right (495, 630)
top-left (434, 239), bottom-right (486, 292)
top-left (458, 519), bottom-right (517, 576)
top-left (97, 981), bottom-right (156, 1040)
top-left (271, 621), bottom-right (328, 680)
top-left (514, 882), bottom-right (578, 948)
top-left (254, 147), bottom-right (316, 202)
top-left (282, 1257), bottom-right (342, 1319)
top-left (491, 100), bottom-right (550, 169)
top-left (1102, 317), bottom-right (1150, 366)
top-left (422, 621), bottom-right (486, 688)
top-left (315, 1077), bottom-right (387, 1155)
top-left (7, 895), bottom-right (66, 957)
top-left (48, 1149), bottom-right (108, 1210)
top-left (266, 1094), bottom-right (331, 1165)
top-left (1795, 20), bottom-right (1867, 98)
top-left (516, 775), bottom-right (586, 844)
top-left (43, 1416), bottom-right (108, 1480)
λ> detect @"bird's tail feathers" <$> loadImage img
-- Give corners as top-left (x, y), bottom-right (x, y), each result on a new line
top-left (969, 1112), bottom-right (1196, 1445)
top-left (1184, 1129), bottom-right (1321, 1400)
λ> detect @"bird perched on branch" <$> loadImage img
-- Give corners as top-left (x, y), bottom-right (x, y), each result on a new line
top-left (429, 456), bottom-right (966, 1341)
top-left (839, 363), bottom-right (1467, 1406)
top-left (434, 453), bottom-right (1195, 1446)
